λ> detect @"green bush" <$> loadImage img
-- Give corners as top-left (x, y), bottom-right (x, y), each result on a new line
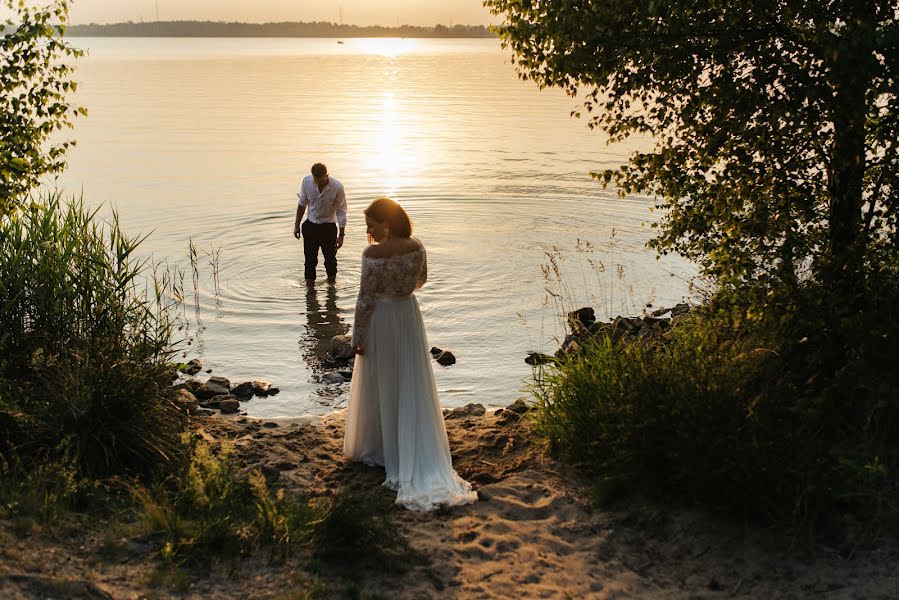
top-left (0, 194), bottom-right (185, 477)
top-left (534, 271), bottom-right (899, 536)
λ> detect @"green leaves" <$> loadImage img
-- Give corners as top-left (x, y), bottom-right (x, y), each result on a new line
top-left (1, 0), bottom-right (84, 215)
top-left (485, 0), bottom-right (898, 290)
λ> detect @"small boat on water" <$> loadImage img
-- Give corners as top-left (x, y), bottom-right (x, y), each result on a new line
top-left (337, 40), bottom-right (344, 44)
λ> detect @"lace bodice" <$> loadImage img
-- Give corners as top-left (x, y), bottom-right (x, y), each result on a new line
top-left (352, 246), bottom-right (428, 348)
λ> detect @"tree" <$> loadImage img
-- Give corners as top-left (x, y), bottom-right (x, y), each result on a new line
top-left (1, 0), bottom-right (84, 215)
top-left (486, 0), bottom-right (898, 293)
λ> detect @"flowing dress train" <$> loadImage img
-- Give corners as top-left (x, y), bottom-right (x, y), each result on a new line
top-left (343, 246), bottom-right (477, 511)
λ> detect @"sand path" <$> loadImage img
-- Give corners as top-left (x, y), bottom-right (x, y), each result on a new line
top-left (2, 406), bottom-right (898, 598)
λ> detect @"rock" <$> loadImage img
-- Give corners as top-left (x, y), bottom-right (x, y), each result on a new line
top-left (329, 334), bottom-right (355, 360)
top-left (193, 409), bottom-right (215, 417)
top-left (567, 306), bottom-right (596, 333)
top-left (555, 339), bottom-right (580, 359)
top-left (430, 346), bottom-right (443, 357)
top-left (171, 389), bottom-right (199, 414)
top-left (195, 381), bottom-right (230, 400)
top-left (338, 369), bottom-right (353, 380)
top-left (671, 302), bottom-right (691, 317)
top-left (268, 387), bottom-right (280, 395)
top-left (643, 316), bottom-right (670, 330)
top-left (445, 403), bottom-right (486, 419)
top-left (435, 350), bottom-right (456, 366)
top-left (321, 372), bottom-right (345, 385)
top-left (252, 380), bottom-right (272, 396)
top-left (507, 398), bottom-right (531, 414)
top-left (208, 375), bottom-right (231, 389)
top-left (525, 352), bottom-right (554, 366)
top-left (612, 315), bottom-right (642, 333)
top-left (231, 381), bottom-right (255, 399)
top-left (218, 396), bottom-right (241, 414)
top-left (181, 358), bottom-right (203, 375)
top-left (262, 421), bottom-right (279, 428)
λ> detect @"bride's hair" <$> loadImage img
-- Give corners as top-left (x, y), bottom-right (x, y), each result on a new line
top-left (364, 197), bottom-right (413, 239)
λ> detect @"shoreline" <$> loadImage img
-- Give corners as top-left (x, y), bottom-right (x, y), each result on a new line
top-left (3, 403), bottom-right (898, 598)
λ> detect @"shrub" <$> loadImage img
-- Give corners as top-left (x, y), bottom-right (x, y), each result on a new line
top-left (0, 194), bottom-right (185, 477)
top-left (534, 270), bottom-right (899, 536)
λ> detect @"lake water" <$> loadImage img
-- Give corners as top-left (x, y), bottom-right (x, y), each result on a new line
top-left (58, 37), bottom-right (695, 418)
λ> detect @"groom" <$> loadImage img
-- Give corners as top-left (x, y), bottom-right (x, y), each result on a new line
top-left (293, 163), bottom-right (347, 285)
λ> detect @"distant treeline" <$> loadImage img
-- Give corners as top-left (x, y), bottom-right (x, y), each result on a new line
top-left (64, 21), bottom-right (496, 38)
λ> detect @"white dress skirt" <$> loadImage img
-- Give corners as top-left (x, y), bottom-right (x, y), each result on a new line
top-left (343, 293), bottom-right (477, 511)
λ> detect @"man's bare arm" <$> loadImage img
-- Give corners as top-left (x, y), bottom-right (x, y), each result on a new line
top-left (294, 205), bottom-right (305, 239)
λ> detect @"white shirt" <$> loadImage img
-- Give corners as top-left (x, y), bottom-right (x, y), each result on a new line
top-left (298, 175), bottom-right (347, 228)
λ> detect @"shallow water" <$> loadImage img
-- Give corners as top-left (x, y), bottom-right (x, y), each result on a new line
top-left (58, 37), bottom-right (695, 417)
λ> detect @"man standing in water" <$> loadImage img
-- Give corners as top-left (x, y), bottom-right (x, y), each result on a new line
top-left (293, 163), bottom-right (347, 285)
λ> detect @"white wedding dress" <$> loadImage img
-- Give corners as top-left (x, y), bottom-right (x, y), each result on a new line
top-left (344, 244), bottom-right (477, 511)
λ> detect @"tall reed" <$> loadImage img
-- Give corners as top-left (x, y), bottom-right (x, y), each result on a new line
top-left (0, 193), bottom-right (185, 477)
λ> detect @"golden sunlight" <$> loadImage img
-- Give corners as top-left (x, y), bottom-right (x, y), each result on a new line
top-left (347, 37), bottom-right (420, 57)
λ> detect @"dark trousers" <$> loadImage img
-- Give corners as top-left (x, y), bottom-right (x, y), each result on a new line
top-left (301, 220), bottom-right (338, 281)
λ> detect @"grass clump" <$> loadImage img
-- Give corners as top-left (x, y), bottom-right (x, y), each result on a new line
top-left (131, 435), bottom-right (317, 566)
top-left (131, 435), bottom-right (414, 574)
top-left (535, 270), bottom-right (899, 538)
top-left (0, 193), bottom-right (185, 479)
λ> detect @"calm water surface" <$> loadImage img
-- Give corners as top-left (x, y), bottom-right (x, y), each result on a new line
top-left (59, 38), bottom-right (695, 418)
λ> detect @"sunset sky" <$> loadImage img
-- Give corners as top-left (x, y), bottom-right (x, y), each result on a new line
top-left (66, 0), bottom-right (495, 27)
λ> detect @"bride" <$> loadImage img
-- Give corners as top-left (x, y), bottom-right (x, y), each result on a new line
top-left (343, 197), bottom-right (477, 511)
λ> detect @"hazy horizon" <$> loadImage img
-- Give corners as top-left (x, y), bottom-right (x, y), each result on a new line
top-left (65, 1), bottom-right (495, 28)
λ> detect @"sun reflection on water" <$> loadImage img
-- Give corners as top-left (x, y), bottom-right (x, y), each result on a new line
top-left (347, 38), bottom-right (420, 58)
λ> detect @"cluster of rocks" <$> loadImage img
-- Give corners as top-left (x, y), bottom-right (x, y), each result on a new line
top-left (170, 359), bottom-right (279, 416)
top-left (326, 334), bottom-right (458, 371)
top-left (441, 398), bottom-right (532, 426)
top-left (525, 303), bottom-right (693, 366)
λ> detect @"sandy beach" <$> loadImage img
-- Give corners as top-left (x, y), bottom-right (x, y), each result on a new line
top-left (1, 404), bottom-right (898, 599)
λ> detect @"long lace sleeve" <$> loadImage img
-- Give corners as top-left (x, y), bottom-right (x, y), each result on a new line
top-left (352, 258), bottom-right (380, 348)
top-left (416, 246), bottom-right (428, 289)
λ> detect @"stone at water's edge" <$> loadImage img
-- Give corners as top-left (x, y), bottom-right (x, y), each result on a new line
top-left (171, 388), bottom-right (199, 414)
top-left (430, 346), bottom-right (442, 356)
top-left (252, 380), bottom-right (272, 396)
top-left (321, 372), bottom-right (345, 384)
top-left (200, 393), bottom-right (234, 410)
top-left (329, 334), bottom-right (355, 360)
top-left (195, 381), bottom-right (230, 400)
top-left (445, 403), bottom-right (486, 419)
top-left (506, 398), bottom-right (531, 414)
top-left (567, 306), bottom-right (596, 332)
top-left (525, 352), bottom-right (554, 366)
top-left (207, 375), bottom-right (231, 389)
top-left (182, 358), bottom-right (203, 375)
top-left (268, 387), bottom-right (280, 395)
top-left (435, 350), bottom-right (456, 366)
top-left (231, 381), bottom-right (255, 399)
top-left (219, 396), bottom-right (241, 414)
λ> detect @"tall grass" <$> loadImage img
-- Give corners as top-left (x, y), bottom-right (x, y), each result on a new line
top-left (131, 436), bottom-right (317, 565)
top-left (533, 251), bottom-right (899, 538)
top-left (0, 193), bottom-right (185, 477)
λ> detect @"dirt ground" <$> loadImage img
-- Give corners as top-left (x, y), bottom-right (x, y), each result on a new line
top-left (1, 404), bottom-right (898, 599)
